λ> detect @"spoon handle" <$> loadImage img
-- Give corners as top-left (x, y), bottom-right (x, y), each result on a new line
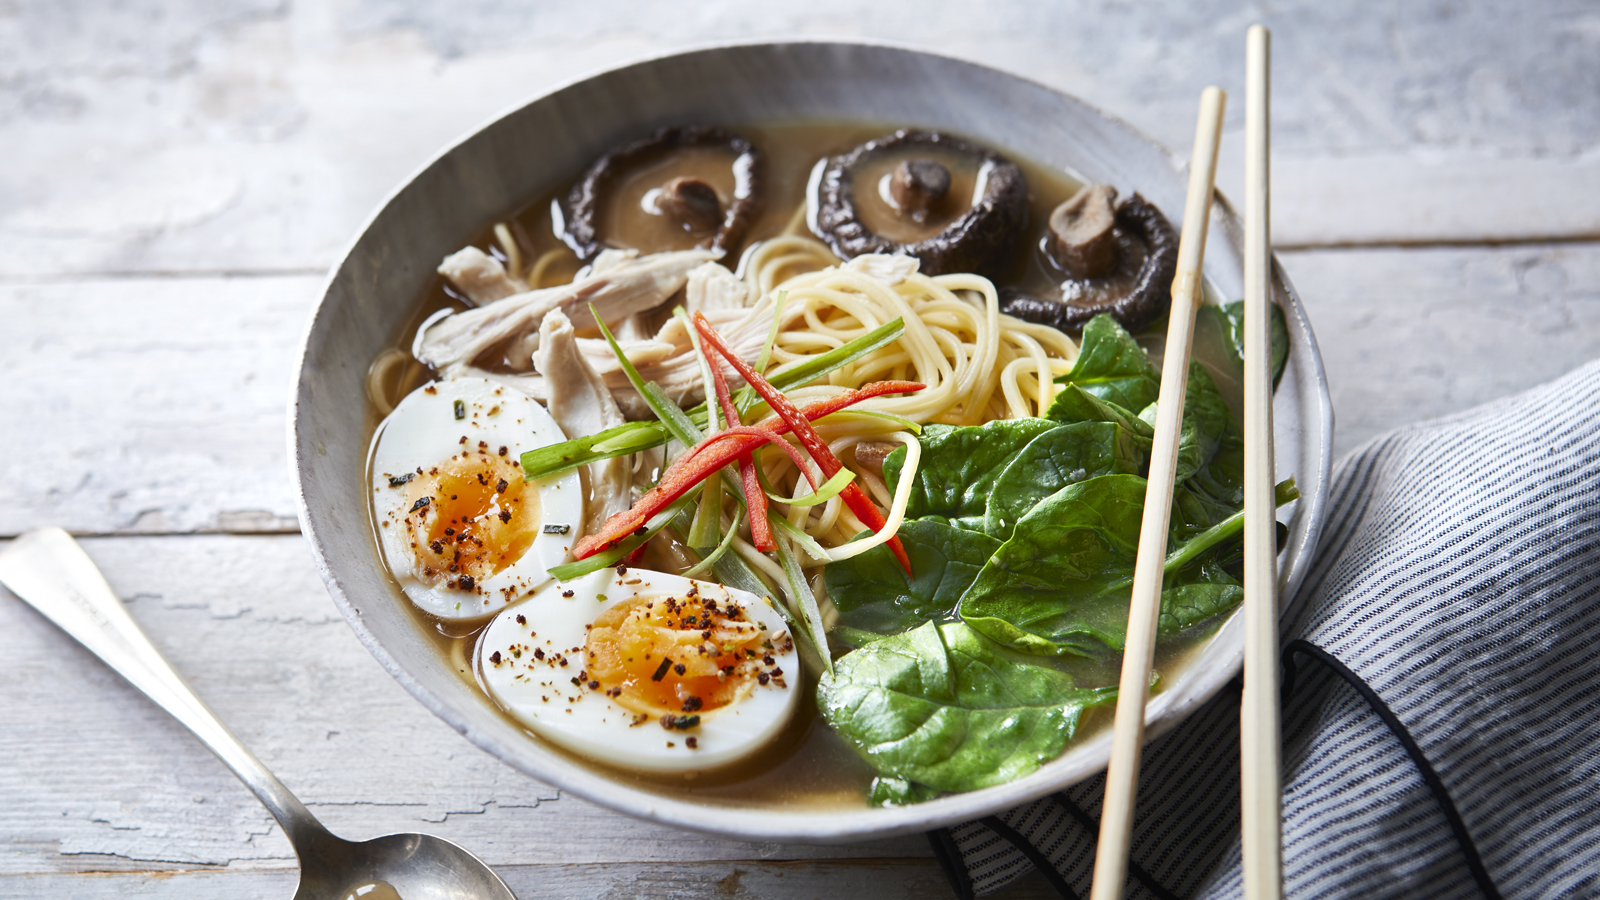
top-left (0, 527), bottom-right (329, 848)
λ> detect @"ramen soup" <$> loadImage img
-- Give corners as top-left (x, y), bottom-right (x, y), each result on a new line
top-left (364, 121), bottom-right (1289, 810)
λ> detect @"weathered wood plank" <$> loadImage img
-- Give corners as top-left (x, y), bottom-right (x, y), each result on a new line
top-left (1284, 242), bottom-right (1600, 457)
top-left (1, 1), bottom-right (1596, 278)
top-left (8, 859), bottom-right (1070, 900)
top-left (5, 244), bottom-right (1595, 537)
top-left (0, 276), bottom-right (316, 537)
top-left (0, 535), bottom-right (927, 877)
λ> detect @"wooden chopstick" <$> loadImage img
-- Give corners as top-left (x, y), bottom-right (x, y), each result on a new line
top-left (1241, 24), bottom-right (1285, 900)
top-left (1088, 85), bottom-right (1227, 900)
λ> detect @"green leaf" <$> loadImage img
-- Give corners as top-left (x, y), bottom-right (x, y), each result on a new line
top-left (1051, 315), bottom-right (1161, 413)
top-left (868, 776), bottom-right (941, 807)
top-left (1045, 384), bottom-right (1157, 442)
top-left (957, 475), bottom-right (1299, 656)
top-left (1170, 426), bottom-right (1244, 542)
top-left (983, 422), bottom-right (1145, 540)
top-left (1172, 362), bottom-right (1231, 484)
top-left (1159, 560), bottom-right (1244, 634)
top-left (881, 419), bottom-right (1060, 529)
top-left (1191, 300), bottom-right (1292, 423)
top-left (817, 620), bottom-right (1117, 792)
top-left (825, 519), bottom-right (1001, 636)
top-left (958, 475), bottom-right (1150, 656)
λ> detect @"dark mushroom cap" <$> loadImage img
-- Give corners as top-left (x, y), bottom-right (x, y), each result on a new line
top-left (1000, 189), bottom-right (1178, 334)
top-left (812, 130), bottom-right (1028, 277)
top-left (563, 125), bottom-right (764, 261)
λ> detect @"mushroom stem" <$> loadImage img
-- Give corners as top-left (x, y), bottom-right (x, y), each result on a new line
top-left (889, 159), bottom-right (951, 215)
top-left (1048, 184), bottom-right (1120, 278)
top-left (656, 177), bottom-right (723, 232)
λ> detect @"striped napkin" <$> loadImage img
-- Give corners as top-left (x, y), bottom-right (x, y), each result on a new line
top-left (934, 359), bottom-right (1600, 899)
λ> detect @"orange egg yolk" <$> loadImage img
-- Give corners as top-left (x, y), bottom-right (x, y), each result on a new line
top-left (584, 591), bottom-right (781, 719)
top-left (399, 448), bottom-right (539, 590)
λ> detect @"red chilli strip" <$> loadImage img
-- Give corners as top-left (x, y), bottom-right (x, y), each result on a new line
top-left (693, 312), bottom-right (913, 575)
top-left (572, 381), bottom-right (923, 559)
top-left (703, 333), bottom-right (774, 552)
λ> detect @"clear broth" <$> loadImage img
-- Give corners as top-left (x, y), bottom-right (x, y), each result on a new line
top-left (368, 119), bottom-right (1237, 810)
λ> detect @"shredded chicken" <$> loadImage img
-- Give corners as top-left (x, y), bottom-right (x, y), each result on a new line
top-left (437, 246), bottom-right (523, 305)
top-left (534, 310), bottom-right (632, 538)
top-left (416, 248), bottom-right (718, 372)
top-left (421, 249), bottom-right (799, 420)
top-left (844, 252), bottom-right (921, 286)
top-left (685, 261), bottom-right (753, 313)
top-left (452, 297), bottom-right (800, 420)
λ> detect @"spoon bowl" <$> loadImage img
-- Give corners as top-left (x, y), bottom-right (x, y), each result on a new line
top-left (0, 527), bottom-right (517, 900)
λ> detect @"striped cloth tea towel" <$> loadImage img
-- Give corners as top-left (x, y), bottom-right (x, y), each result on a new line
top-left (933, 358), bottom-right (1600, 899)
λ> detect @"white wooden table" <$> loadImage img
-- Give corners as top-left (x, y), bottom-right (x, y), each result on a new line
top-left (3, 3), bottom-right (1596, 897)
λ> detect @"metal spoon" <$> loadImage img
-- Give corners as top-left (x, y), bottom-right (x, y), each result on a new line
top-left (0, 528), bottom-right (518, 900)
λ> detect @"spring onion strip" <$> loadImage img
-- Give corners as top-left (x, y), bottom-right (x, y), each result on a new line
top-left (589, 428), bottom-right (665, 456)
top-left (545, 494), bottom-right (694, 581)
top-left (643, 383), bottom-right (702, 447)
top-left (591, 304), bottom-right (702, 448)
top-left (815, 409), bottom-right (923, 434)
top-left (751, 447), bottom-right (783, 497)
top-left (676, 305), bottom-right (727, 549)
top-left (769, 515), bottom-right (830, 562)
top-left (774, 534), bottom-right (833, 677)
top-left (832, 625), bottom-right (892, 647)
top-left (688, 475), bottom-right (722, 548)
top-left (729, 531), bottom-right (789, 592)
top-left (522, 318), bottom-right (905, 479)
top-left (768, 467), bottom-right (854, 508)
top-left (742, 317), bottom-right (904, 413)
top-left (689, 522), bottom-right (825, 669)
top-left (682, 509), bottom-right (744, 578)
top-left (732, 290), bottom-right (786, 410)
top-left (676, 306), bottom-right (723, 433)
top-left (822, 432), bottom-right (919, 563)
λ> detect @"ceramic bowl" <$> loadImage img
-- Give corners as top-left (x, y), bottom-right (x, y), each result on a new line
top-left (290, 40), bottom-right (1333, 843)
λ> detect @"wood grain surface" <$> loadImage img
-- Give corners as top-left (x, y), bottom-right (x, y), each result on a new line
top-left (3, 1), bottom-right (1595, 897)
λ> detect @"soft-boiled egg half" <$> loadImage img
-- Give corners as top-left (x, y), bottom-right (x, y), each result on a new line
top-left (370, 377), bottom-right (582, 621)
top-left (478, 567), bottom-right (799, 772)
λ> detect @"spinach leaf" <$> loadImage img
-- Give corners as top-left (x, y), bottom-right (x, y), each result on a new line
top-left (1172, 362), bottom-right (1232, 484)
top-left (1193, 300), bottom-right (1291, 407)
top-left (883, 419), bottom-right (1060, 528)
top-left (1045, 383), bottom-right (1157, 444)
top-left (958, 476), bottom-right (1297, 656)
top-left (867, 776), bottom-right (941, 807)
top-left (817, 620), bottom-right (1117, 792)
top-left (1171, 426), bottom-right (1244, 541)
top-left (1159, 559), bottom-right (1244, 634)
top-left (826, 519), bottom-right (1001, 635)
top-left (1052, 315), bottom-right (1161, 413)
top-left (984, 422), bottom-right (1145, 540)
top-left (958, 475), bottom-right (1150, 656)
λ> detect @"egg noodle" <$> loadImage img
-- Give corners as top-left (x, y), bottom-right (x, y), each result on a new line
top-left (722, 233), bottom-right (1081, 556)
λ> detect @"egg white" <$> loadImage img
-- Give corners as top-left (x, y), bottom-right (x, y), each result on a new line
top-left (369, 377), bottom-right (582, 621)
top-left (478, 568), bottom-right (800, 773)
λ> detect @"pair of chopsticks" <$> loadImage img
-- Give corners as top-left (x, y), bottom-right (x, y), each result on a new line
top-left (1088, 25), bottom-right (1281, 900)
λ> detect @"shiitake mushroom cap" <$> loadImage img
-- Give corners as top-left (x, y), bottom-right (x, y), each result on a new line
top-left (1000, 190), bottom-right (1179, 335)
top-left (812, 130), bottom-right (1028, 277)
top-left (563, 125), bottom-right (763, 261)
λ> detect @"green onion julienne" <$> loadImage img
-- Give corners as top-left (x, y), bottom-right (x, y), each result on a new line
top-left (521, 317), bottom-right (907, 481)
